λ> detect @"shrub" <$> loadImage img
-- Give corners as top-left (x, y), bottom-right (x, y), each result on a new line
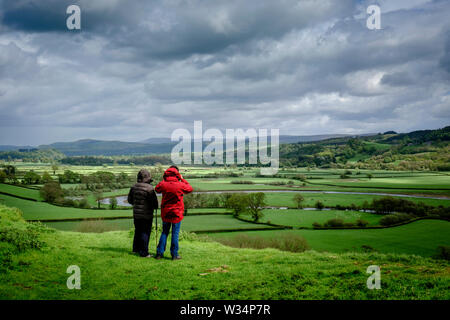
top-left (356, 219), bottom-right (369, 227)
top-left (379, 213), bottom-right (413, 226)
top-left (40, 181), bottom-right (64, 203)
top-left (217, 233), bottom-right (309, 253)
top-left (0, 225), bottom-right (44, 251)
top-left (361, 245), bottom-right (376, 252)
top-left (77, 197), bottom-right (90, 209)
top-left (293, 193), bottom-right (305, 209)
top-left (266, 180), bottom-right (289, 186)
top-left (312, 222), bottom-right (322, 228)
top-left (109, 197), bottom-right (118, 210)
top-left (324, 218), bottom-right (344, 227)
top-left (74, 219), bottom-right (115, 233)
top-left (230, 180), bottom-right (254, 184)
top-left (343, 222), bottom-right (355, 227)
top-left (62, 198), bottom-right (75, 207)
top-left (274, 234), bottom-right (310, 253)
top-left (315, 201), bottom-right (325, 210)
top-left (295, 174), bottom-right (307, 182)
top-left (434, 245), bottom-right (450, 260)
top-left (0, 242), bottom-right (16, 272)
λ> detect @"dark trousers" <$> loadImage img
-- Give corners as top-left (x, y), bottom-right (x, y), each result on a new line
top-left (133, 218), bottom-right (153, 257)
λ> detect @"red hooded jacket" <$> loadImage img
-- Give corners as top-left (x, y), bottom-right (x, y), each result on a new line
top-left (155, 167), bottom-right (193, 223)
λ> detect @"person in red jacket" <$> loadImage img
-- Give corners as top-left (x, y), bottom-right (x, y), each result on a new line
top-left (154, 165), bottom-right (193, 260)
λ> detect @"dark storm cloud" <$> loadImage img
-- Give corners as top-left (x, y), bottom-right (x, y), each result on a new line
top-left (439, 32), bottom-right (450, 75)
top-left (1, 0), bottom-right (354, 59)
top-left (0, 0), bottom-right (449, 145)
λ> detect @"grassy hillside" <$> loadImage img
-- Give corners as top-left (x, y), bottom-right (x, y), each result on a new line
top-left (279, 126), bottom-right (450, 170)
top-left (0, 204), bottom-right (449, 300)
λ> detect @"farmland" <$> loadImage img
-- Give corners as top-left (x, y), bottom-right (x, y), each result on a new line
top-left (1, 163), bottom-right (449, 300)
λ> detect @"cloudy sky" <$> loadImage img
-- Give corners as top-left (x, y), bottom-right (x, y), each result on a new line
top-left (0, 0), bottom-right (449, 145)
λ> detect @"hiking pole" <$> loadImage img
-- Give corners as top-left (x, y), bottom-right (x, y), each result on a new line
top-left (155, 208), bottom-right (158, 250)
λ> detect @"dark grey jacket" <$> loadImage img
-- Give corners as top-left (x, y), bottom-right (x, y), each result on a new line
top-left (127, 169), bottom-right (158, 220)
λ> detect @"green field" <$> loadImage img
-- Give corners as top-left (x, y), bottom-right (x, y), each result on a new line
top-left (1, 164), bottom-right (450, 300)
top-left (0, 193), bottom-right (230, 221)
top-left (263, 192), bottom-right (449, 208)
top-left (0, 205), bottom-right (449, 300)
top-left (0, 184), bottom-right (42, 201)
top-left (253, 209), bottom-right (382, 228)
top-left (44, 214), bottom-right (275, 233)
top-left (308, 175), bottom-right (450, 191)
top-left (209, 220), bottom-right (450, 257)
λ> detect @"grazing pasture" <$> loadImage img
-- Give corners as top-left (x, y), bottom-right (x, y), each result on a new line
top-left (1, 164), bottom-right (449, 258)
top-left (209, 220), bottom-right (450, 257)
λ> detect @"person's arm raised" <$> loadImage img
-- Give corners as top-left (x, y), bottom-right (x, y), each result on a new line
top-left (180, 178), bottom-right (193, 194)
top-left (154, 181), bottom-right (163, 194)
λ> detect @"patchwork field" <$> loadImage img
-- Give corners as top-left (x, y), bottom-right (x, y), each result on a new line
top-left (1, 164), bottom-right (449, 300)
top-left (208, 220), bottom-right (450, 257)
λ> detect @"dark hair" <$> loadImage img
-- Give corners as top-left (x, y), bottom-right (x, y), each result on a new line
top-left (169, 165), bottom-right (179, 171)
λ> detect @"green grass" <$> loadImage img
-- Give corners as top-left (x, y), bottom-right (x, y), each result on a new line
top-left (189, 178), bottom-right (300, 191)
top-left (0, 194), bottom-right (132, 220)
top-left (0, 194), bottom-right (232, 221)
top-left (44, 214), bottom-right (275, 233)
top-left (308, 175), bottom-right (450, 191)
top-left (0, 184), bottom-right (42, 201)
top-left (263, 192), bottom-right (450, 208)
top-left (255, 209), bottom-right (381, 228)
top-left (0, 204), bottom-right (449, 300)
top-left (209, 220), bottom-right (450, 257)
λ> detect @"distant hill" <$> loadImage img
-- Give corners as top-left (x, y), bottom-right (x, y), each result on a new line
top-left (279, 126), bottom-right (450, 170)
top-left (139, 137), bottom-right (172, 144)
top-left (0, 148), bottom-right (65, 162)
top-left (0, 145), bottom-right (34, 152)
top-left (279, 134), bottom-right (352, 144)
top-left (35, 134), bottom-right (364, 156)
top-left (38, 139), bottom-right (175, 156)
top-left (3, 128), bottom-right (448, 170)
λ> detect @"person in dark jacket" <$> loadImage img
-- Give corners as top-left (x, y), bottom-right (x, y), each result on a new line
top-left (154, 166), bottom-right (193, 260)
top-left (127, 169), bottom-right (159, 257)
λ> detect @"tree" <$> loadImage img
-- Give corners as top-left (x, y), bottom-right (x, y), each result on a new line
top-left (315, 200), bottom-right (325, 210)
top-left (293, 193), bottom-right (305, 209)
top-left (40, 181), bottom-right (64, 203)
top-left (51, 164), bottom-right (59, 175)
top-left (224, 193), bottom-right (248, 217)
top-left (117, 172), bottom-right (129, 185)
top-left (109, 197), bottom-right (118, 210)
top-left (94, 190), bottom-right (104, 209)
top-left (3, 165), bottom-right (16, 182)
top-left (0, 170), bottom-right (6, 183)
top-left (23, 170), bottom-right (41, 185)
top-left (367, 173), bottom-right (373, 180)
top-left (247, 192), bottom-right (266, 222)
top-left (41, 171), bottom-right (53, 183)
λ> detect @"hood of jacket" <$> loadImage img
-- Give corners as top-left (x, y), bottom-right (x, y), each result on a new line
top-left (137, 169), bottom-right (153, 183)
top-left (163, 167), bottom-right (180, 182)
